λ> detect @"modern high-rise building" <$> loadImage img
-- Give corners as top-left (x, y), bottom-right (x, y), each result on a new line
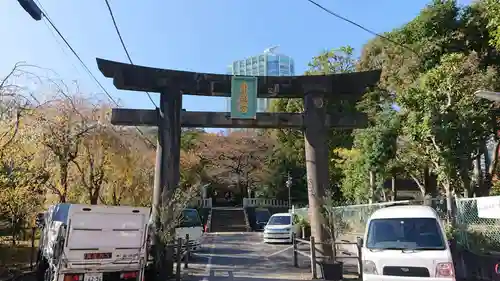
top-left (225, 46), bottom-right (295, 114)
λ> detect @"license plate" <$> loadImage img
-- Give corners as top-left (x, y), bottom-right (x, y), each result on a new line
top-left (84, 252), bottom-right (112, 260)
top-left (84, 273), bottom-right (103, 281)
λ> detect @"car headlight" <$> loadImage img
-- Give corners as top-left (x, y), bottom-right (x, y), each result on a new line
top-left (283, 228), bottom-right (291, 232)
top-left (363, 260), bottom-right (378, 275)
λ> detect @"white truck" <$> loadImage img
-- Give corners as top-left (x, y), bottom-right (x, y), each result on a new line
top-left (35, 203), bottom-right (151, 281)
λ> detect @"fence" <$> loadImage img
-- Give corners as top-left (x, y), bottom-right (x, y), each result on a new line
top-left (293, 199), bottom-right (446, 237)
top-left (291, 233), bottom-right (362, 280)
top-left (146, 235), bottom-right (193, 281)
top-left (242, 198), bottom-right (289, 208)
top-left (174, 234), bottom-right (192, 281)
top-left (293, 195), bottom-right (500, 253)
top-left (190, 198), bottom-right (212, 208)
top-left (455, 196), bottom-right (500, 254)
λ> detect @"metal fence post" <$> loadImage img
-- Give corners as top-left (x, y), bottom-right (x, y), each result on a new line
top-left (176, 237), bottom-right (182, 281)
top-left (292, 233), bottom-right (298, 267)
top-left (310, 236), bottom-right (317, 279)
top-left (184, 234), bottom-right (189, 269)
top-left (357, 240), bottom-right (363, 280)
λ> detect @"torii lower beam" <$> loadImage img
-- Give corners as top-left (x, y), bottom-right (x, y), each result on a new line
top-left (111, 109), bottom-right (368, 128)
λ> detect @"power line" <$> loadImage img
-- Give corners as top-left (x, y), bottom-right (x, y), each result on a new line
top-left (305, 0), bottom-right (420, 57)
top-left (103, 0), bottom-right (158, 107)
top-left (32, 0), bottom-right (156, 148)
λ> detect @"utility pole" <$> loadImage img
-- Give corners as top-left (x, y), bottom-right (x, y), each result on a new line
top-left (286, 171), bottom-right (292, 208)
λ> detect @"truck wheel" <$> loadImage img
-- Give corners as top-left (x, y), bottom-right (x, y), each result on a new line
top-left (36, 257), bottom-right (49, 281)
top-left (44, 267), bottom-right (53, 281)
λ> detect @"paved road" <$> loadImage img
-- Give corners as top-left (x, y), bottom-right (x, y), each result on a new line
top-left (184, 232), bottom-right (313, 281)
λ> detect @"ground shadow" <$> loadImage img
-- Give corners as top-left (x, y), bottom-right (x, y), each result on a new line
top-left (183, 273), bottom-right (360, 281)
top-left (211, 247), bottom-right (252, 255)
top-left (0, 244), bottom-right (35, 268)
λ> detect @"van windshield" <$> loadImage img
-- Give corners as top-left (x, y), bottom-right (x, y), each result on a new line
top-left (268, 215), bottom-right (291, 225)
top-left (178, 209), bottom-right (202, 228)
top-left (255, 210), bottom-right (271, 223)
top-left (366, 218), bottom-right (446, 250)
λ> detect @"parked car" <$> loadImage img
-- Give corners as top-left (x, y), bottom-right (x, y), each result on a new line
top-left (263, 213), bottom-right (300, 244)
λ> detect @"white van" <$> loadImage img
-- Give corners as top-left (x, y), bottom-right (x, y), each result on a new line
top-left (175, 208), bottom-right (204, 253)
top-left (359, 205), bottom-right (454, 280)
top-left (263, 213), bottom-right (300, 244)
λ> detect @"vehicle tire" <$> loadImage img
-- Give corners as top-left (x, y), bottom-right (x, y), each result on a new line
top-left (35, 255), bottom-right (48, 281)
top-left (38, 258), bottom-right (53, 281)
top-left (44, 267), bottom-right (54, 281)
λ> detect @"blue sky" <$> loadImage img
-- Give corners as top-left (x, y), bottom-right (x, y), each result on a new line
top-left (2, 0), bottom-right (472, 115)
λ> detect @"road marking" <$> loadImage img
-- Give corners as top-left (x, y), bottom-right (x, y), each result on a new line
top-left (201, 233), bottom-right (217, 281)
top-left (265, 244), bottom-right (294, 258)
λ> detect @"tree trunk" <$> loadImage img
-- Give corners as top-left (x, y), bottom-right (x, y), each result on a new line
top-left (474, 152), bottom-right (483, 197)
top-left (391, 176), bottom-right (397, 201)
top-left (423, 167), bottom-right (430, 196)
top-left (369, 171), bottom-right (375, 204)
top-left (59, 161), bottom-right (69, 203)
top-left (444, 181), bottom-right (455, 226)
top-left (490, 137), bottom-right (500, 177)
top-left (480, 140), bottom-right (499, 196)
top-left (89, 193), bottom-right (99, 205)
top-left (460, 168), bottom-right (473, 198)
top-left (11, 217), bottom-right (16, 246)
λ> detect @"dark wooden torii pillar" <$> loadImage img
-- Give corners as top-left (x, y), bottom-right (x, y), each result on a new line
top-left (96, 58), bottom-right (380, 278)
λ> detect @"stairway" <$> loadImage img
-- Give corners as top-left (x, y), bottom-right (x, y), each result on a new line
top-left (210, 207), bottom-right (249, 232)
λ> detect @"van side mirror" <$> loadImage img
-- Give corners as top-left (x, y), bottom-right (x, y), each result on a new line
top-left (35, 212), bottom-right (45, 228)
top-left (356, 237), bottom-right (363, 248)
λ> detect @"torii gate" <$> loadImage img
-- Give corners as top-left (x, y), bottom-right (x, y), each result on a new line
top-left (96, 58), bottom-right (380, 277)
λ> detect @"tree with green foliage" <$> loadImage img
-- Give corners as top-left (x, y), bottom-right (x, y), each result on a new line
top-left (269, 46), bottom-right (359, 203)
top-left (483, 0), bottom-right (500, 50)
top-left (398, 53), bottom-right (498, 200)
top-left (356, 0), bottom-right (500, 203)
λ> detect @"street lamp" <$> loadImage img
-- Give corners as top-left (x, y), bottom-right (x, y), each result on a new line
top-left (286, 172), bottom-right (292, 208)
top-left (475, 90), bottom-right (500, 102)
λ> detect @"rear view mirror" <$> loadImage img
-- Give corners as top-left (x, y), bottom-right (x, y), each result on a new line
top-left (356, 236), bottom-right (364, 248)
top-left (35, 212), bottom-right (45, 228)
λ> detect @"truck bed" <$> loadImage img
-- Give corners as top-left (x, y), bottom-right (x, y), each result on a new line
top-left (63, 204), bottom-right (150, 269)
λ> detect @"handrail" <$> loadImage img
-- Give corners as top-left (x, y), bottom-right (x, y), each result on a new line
top-left (206, 208), bottom-right (213, 233)
top-left (291, 233), bottom-right (363, 280)
top-left (173, 234), bottom-right (191, 281)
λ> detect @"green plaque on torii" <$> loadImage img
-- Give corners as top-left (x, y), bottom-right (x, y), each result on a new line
top-left (230, 76), bottom-right (258, 119)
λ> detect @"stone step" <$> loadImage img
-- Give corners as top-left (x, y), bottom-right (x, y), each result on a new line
top-left (210, 208), bottom-right (249, 233)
